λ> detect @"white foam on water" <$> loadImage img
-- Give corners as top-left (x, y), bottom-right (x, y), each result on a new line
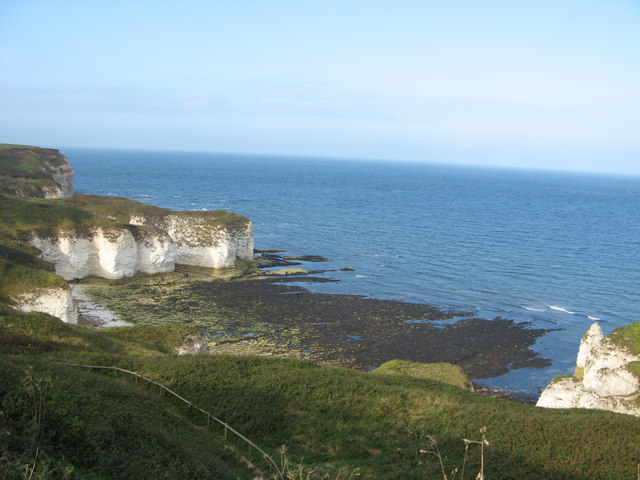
top-left (523, 306), bottom-right (545, 312)
top-left (587, 315), bottom-right (601, 321)
top-left (548, 305), bottom-right (576, 315)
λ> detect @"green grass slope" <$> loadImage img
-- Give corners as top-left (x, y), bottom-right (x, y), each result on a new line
top-left (372, 359), bottom-right (473, 390)
top-left (1, 313), bottom-right (638, 480)
top-left (0, 356), bottom-right (254, 480)
top-left (0, 310), bottom-right (208, 357)
top-left (0, 195), bottom-right (114, 239)
top-left (0, 244), bottom-right (66, 303)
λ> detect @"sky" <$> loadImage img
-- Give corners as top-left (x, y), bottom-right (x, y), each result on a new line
top-left (1, 0), bottom-right (639, 175)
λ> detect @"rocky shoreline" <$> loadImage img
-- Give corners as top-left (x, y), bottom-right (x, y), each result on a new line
top-left (78, 250), bottom-right (551, 387)
top-left (71, 284), bottom-right (130, 327)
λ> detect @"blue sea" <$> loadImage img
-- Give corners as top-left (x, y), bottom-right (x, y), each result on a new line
top-left (64, 148), bottom-right (640, 396)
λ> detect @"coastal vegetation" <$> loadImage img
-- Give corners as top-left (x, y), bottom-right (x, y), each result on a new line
top-left (0, 244), bottom-right (65, 304)
top-left (2, 310), bottom-right (640, 479)
top-left (58, 193), bottom-right (249, 228)
top-left (0, 194), bottom-right (114, 240)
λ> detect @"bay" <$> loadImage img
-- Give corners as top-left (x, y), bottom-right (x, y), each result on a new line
top-left (65, 147), bottom-right (640, 395)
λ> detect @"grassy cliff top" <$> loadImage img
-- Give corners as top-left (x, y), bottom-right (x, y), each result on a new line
top-left (0, 144), bottom-right (72, 198)
top-left (57, 194), bottom-right (169, 222)
top-left (59, 193), bottom-right (250, 225)
top-left (0, 143), bottom-right (35, 150)
top-left (0, 144), bottom-right (68, 178)
top-left (608, 322), bottom-right (640, 355)
top-left (0, 194), bottom-right (115, 238)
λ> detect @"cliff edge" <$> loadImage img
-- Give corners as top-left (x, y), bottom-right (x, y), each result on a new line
top-left (0, 144), bottom-right (74, 198)
top-left (0, 244), bottom-right (77, 323)
top-left (537, 322), bottom-right (640, 416)
top-left (63, 194), bottom-right (254, 269)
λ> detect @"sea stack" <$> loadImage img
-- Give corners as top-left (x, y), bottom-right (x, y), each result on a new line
top-left (537, 322), bottom-right (640, 416)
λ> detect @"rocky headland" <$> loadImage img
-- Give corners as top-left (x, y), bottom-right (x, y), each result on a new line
top-left (537, 322), bottom-right (640, 416)
top-left (0, 144), bottom-right (74, 198)
top-left (0, 144), bottom-right (253, 324)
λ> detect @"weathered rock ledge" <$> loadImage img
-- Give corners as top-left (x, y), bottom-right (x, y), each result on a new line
top-left (537, 322), bottom-right (640, 416)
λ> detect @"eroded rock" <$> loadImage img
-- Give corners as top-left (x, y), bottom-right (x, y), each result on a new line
top-left (13, 285), bottom-right (78, 324)
top-left (29, 227), bottom-right (176, 280)
top-left (537, 322), bottom-right (640, 416)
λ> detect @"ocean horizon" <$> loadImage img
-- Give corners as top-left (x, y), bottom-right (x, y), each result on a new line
top-left (64, 147), bottom-right (640, 396)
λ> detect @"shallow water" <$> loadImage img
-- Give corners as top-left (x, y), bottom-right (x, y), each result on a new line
top-left (66, 148), bottom-right (640, 394)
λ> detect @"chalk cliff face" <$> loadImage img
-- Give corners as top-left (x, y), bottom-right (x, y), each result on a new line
top-left (537, 322), bottom-right (640, 417)
top-left (13, 286), bottom-right (78, 324)
top-left (46, 153), bottom-right (74, 198)
top-left (26, 211), bottom-right (253, 280)
top-left (28, 227), bottom-right (176, 280)
top-left (130, 214), bottom-right (254, 269)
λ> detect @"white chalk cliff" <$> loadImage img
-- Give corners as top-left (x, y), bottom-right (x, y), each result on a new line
top-left (42, 149), bottom-right (74, 198)
top-left (13, 285), bottom-right (78, 324)
top-left (28, 227), bottom-right (176, 280)
top-left (537, 322), bottom-right (640, 416)
top-left (27, 213), bottom-right (253, 280)
top-left (1, 146), bottom-right (254, 327)
top-left (130, 213), bottom-right (254, 269)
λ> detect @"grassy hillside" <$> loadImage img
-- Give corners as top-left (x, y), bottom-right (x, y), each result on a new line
top-left (372, 359), bottom-right (473, 390)
top-left (1, 312), bottom-right (638, 480)
top-left (0, 358), bottom-right (254, 479)
top-left (0, 244), bottom-right (66, 303)
top-left (0, 195), bottom-right (116, 239)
